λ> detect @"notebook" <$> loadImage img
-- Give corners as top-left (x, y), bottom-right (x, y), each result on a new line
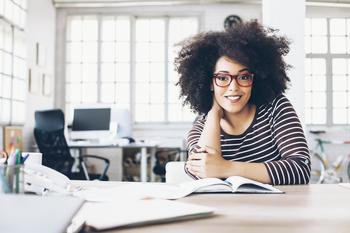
top-left (72, 199), bottom-right (214, 231)
top-left (0, 194), bottom-right (84, 233)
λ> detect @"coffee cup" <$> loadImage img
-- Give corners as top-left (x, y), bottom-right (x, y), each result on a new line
top-left (21, 152), bottom-right (42, 165)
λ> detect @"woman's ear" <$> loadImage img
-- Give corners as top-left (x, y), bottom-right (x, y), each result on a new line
top-left (210, 83), bottom-right (214, 92)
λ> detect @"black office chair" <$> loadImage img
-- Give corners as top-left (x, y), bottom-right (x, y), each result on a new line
top-left (33, 109), bottom-right (110, 181)
top-left (153, 148), bottom-right (182, 182)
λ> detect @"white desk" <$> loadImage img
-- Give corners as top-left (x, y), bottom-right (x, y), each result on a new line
top-left (68, 141), bottom-right (158, 182)
top-left (74, 182), bottom-right (350, 233)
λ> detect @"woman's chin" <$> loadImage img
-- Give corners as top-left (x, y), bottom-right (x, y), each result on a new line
top-left (221, 102), bottom-right (251, 115)
top-left (222, 106), bottom-right (244, 115)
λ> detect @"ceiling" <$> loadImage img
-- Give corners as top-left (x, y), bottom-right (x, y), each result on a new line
top-left (52, 0), bottom-right (350, 8)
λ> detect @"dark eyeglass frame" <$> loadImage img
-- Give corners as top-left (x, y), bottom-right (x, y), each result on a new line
top-left (213, 72), bottom-right (254, 87)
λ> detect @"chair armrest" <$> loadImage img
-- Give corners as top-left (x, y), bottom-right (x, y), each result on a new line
top-left (81, 155), bottom-right (110, 164)
top-left (80, 155), bottom-right (110, 180)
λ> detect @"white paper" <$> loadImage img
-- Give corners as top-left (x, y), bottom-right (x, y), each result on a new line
top-left (73, 199), bottom-right (214, 231)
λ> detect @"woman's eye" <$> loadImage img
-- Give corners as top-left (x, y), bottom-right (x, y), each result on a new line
top-left (239, 74), bottom-right (250, 80)
top-left (217, 75), bottom-right (229, 81)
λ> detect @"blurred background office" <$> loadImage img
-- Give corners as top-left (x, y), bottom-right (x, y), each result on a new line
top-left (0, 0), bottom-right (350, 182)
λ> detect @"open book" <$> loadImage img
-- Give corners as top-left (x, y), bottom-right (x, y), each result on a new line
top-left (72, 176), bottom-right (283, 201)
top-left (152, 176), bottom-right (284, 200)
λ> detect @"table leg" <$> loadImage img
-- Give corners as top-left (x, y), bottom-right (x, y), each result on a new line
top-left (140, 147), bottom-right (147, 182)
top-left (70, 148), bottom-right (81, 173)
top-left (150, 147), bottom-right (156, 182)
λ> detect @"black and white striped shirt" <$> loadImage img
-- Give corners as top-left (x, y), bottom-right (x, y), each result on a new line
top-left (187, 95), bottom-right (311, 185)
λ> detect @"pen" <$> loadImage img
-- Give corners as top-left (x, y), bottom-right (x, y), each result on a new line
top-left (15, 149), bottom-right (21, 165)
top-left (21, 154), bottom-right (30, 164)
top-left (7, 152), bottom-right (17, 166)
top-left (14, 149), bottom-right (21, 193)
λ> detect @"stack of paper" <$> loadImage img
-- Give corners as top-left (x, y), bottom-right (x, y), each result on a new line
top-left (72, 199), bottom-right (214, 231)
top-left (73, 182), bottom-right (181, 202)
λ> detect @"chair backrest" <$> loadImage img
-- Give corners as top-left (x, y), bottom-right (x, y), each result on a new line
top-left (35, 109), bottom-right (65, 131)
top-left (34, 109), bottom-right (74, 176)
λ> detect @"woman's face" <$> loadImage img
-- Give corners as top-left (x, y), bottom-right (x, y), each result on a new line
top-left (212, 56), bottom-right (253, 115)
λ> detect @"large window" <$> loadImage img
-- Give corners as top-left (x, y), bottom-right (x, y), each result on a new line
top-left (65, 15), bottom-right (198, 124)
top-left (305, 18), bottom-right (350, 125)
top-left (66, 16), bottom-right (98, 112)
top-left (0, 0), bottom-right (27, 124)
top-left (100, 16), bottom-right (130, 109)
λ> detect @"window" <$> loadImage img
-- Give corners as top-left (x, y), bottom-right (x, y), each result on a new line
top-left (66, 15), bottom-right (98, 118)
top-left (65, 15), bottom-right (198, 124)
top-left (305, 18), bottom-right (350, 125)
top-left (100, 16), bottom-right (130, 109)
top-left (0, 0), bottom-right (27, 124)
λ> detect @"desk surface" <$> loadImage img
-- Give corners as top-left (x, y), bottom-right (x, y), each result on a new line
top-left (68, 140), bottom-right (158, 148)
top-left (80, 183), bottom-right (350, 233)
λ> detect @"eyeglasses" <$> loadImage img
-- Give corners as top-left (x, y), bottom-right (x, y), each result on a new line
top-left (213, 72), bottom-right (254, 87)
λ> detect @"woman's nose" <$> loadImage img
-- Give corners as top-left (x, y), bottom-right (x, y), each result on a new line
top-left (228, 78), bottom-right (239, 90)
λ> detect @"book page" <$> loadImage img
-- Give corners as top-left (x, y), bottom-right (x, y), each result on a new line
top-left (139, 178), bottom-right (231, 199)
top-left (225, 176), bottom-right (283, 193)
top-left (179, 178), bottom-right (232, 194)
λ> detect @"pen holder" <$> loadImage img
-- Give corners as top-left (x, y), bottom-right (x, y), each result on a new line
top-left (0, 164), bottom-right (24, 194)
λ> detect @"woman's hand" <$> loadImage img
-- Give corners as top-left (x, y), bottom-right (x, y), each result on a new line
top-left (185, 146), bottom-right (233, 178)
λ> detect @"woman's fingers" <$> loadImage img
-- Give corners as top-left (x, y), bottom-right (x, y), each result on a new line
top-left (187, 166), bottom-right (202, 177)
top-left (188, 152), bottom-right (203, 160)
top-left (186, 159), bottom-right (203, 167)
top-left (195, 147), bottom-right (207, 153)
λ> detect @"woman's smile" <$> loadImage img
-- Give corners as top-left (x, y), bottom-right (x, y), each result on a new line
top-left (224, 94), bottom-right (243, 102)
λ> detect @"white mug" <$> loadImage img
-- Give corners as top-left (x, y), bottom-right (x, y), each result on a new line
top-left (21, 152), bottom-right (42, 165)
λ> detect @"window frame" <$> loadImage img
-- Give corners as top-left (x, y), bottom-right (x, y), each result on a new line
top-left (62, 11), bottom-right (202, 128)
top-left (306, 6), bottom-right (350, 126)
top-left (0, 0), bottom-right (27, 125)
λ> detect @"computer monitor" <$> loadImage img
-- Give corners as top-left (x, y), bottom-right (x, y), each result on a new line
top-left (111, 108), bottom-right (132, 138)
top-left (70, 107), bottom-right (112, 141)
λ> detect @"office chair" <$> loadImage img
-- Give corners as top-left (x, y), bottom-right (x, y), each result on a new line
top-left (153, 148), bottom-right (182, 182)
top-left (33, 109), bottom-right (110, 181)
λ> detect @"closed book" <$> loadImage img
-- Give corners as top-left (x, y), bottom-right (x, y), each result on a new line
top-left (72, 199), bottom-right (214, 231)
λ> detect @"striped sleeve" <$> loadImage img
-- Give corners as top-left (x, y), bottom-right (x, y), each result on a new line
top-left (184, 116), bottom-right (206, 180)
top-left (186, 116), bottom-right (206, 153)
top-left (264, 96), bottom-right (311, 185)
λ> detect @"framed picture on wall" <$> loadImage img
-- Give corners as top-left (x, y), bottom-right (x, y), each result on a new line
top-left (36, 42), bottom-right (47, 67)
top-left (28, 68), bottom-right (44, 95)
top-left (42, 73), bottom-right (52, 96)
top-left (3, 126), bottom-right (23, 153)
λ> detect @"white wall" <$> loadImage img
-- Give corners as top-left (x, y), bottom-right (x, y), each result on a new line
top-left (262, 0), bottom-right (305, 124)
top-left (24, 0), bottom-right (56, 150)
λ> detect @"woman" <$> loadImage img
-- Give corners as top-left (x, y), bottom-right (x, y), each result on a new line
top-left (175, 21), bottom-right (310, 185)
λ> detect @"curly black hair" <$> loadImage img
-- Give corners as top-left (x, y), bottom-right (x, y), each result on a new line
top-left (175, 20), bottom-right (291, 114)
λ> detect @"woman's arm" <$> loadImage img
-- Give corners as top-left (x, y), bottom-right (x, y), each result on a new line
top-left (263, 96), bottom-right (311, 185)
top-left (187, 147), bottom-right (272, 183)
top-left (186, 98), bottom-right (223, 154)
top-left (186, 98), bottom-right (271, 182)
top-left (185, 99), bottom-right (223, 178)
top-left (196, 98), bottom-right (223, 152)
